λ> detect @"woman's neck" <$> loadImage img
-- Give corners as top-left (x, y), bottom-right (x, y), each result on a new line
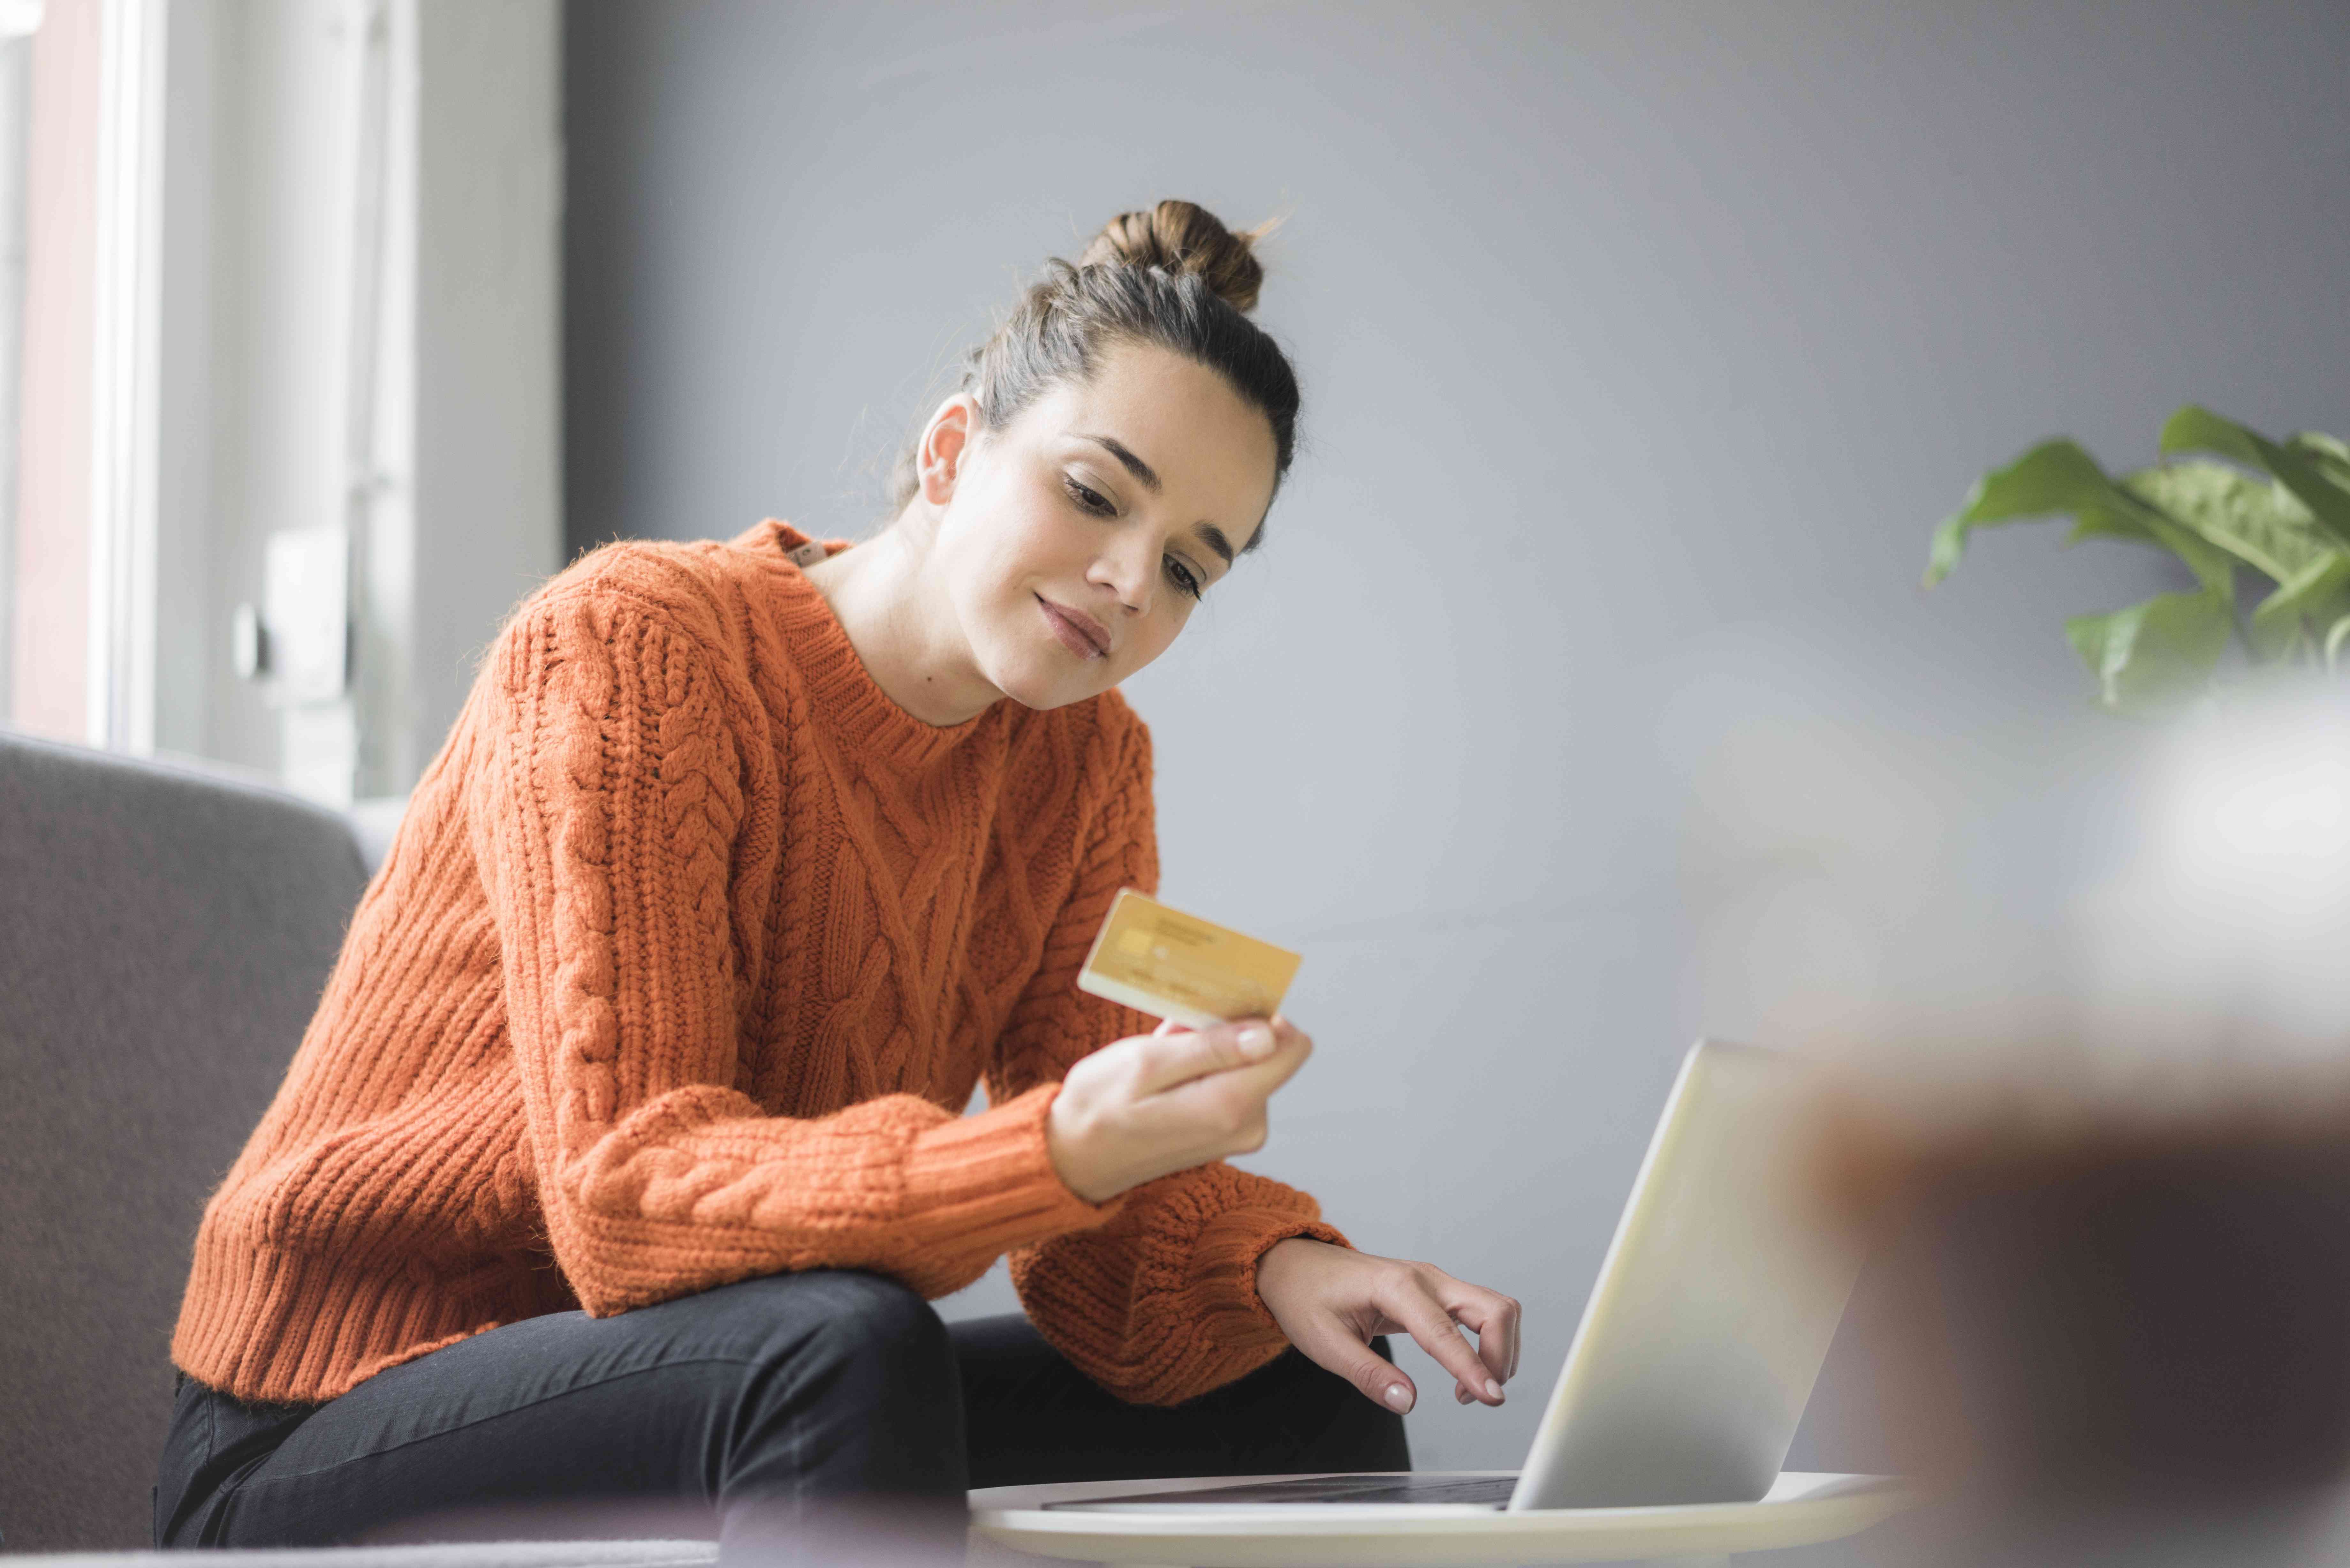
top-left (797, 514), bottom-right (1005, 728)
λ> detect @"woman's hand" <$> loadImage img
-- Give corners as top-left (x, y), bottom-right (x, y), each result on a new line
top-left (1046, 1014), bottom-right (1313, 1204)
top-left (1256, 1236), bottom-right (1522, 1414)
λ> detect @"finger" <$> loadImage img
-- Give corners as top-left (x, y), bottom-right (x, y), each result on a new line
top-left (1152, 1015), bottom-right (1191, 1037)
top-left (1136, 1017), bottom-right (1290, 1094)
top-left (1383, 1274), bottom-right (1505, 1406)
top-left (1429, 1272), bottom-right (1522, 1385)
top-left (1156, 1031), bottom-right (1313, 1129)
top-left (1287, 1311), bottom-right (1419, 1415)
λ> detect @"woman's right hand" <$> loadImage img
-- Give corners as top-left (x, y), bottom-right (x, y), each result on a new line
top-left (1045, 1014), bottom-right (1313, 1203)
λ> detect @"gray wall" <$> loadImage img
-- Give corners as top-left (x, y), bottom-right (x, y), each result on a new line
top-left (561, 0), bottom-right (2350, 1498)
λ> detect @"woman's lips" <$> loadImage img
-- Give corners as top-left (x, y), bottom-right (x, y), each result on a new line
top-left (1037, 596), bottom-right (1109, 660)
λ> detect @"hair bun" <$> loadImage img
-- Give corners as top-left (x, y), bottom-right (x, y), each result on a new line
top-left (1079, 199), bottom-right (1270, 314)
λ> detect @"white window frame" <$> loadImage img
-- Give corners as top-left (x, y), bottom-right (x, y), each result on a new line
top-left (85, 0), bottom-right (164, 751)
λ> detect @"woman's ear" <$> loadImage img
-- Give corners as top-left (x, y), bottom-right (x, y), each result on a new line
top-left (919, 396), bottom-right (978, 506)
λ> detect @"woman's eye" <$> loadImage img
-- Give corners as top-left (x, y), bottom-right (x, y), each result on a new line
top-left (1060, 472), bottom-right (1200, 599)
top-left (1062, 476), bottom-right (1115, 516)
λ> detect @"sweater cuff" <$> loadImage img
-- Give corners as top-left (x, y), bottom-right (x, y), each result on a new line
top-left (1187, 1206), bottom-right (1353, 1348)
top-left (900, 1082), bottom-right (1124, 1260)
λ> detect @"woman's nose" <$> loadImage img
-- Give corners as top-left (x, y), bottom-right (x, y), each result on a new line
top-left (1092, 542), bottom-right (1155, 615)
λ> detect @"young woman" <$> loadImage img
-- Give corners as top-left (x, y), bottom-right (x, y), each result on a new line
top-left (155, 200), bottom-right (1521, 1556)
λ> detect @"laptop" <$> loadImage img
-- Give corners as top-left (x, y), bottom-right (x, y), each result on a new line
top-left (1047, 1039), bottom-right (1867, 1513)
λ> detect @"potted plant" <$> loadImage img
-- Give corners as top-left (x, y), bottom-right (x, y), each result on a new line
top-left (1925, 406), bottom-right (2350, 713)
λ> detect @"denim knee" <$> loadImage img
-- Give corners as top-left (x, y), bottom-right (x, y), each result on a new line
top-left (720, 1270), bottom-right (965, 1500)
top-left (797, 1273), bottom-right (955, 1397)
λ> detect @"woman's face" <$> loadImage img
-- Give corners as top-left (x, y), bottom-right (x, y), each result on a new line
top-left (930, 340), bottom-right (1280, 711)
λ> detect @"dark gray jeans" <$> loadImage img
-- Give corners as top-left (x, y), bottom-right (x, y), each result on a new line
top-left (156, 1270), bottom-right (1407, 1560)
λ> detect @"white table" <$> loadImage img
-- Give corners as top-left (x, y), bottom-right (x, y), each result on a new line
top-left (968, 1470), bottom-right (1914, 1568)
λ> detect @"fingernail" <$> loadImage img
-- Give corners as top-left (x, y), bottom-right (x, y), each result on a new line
top-left (1384, 1384), bottom-right (1412, 1412)
top-left (1485, 1379), bottom-right (1504, 1401)
top-left (1237, 1022), bottom-right (1274, 1056)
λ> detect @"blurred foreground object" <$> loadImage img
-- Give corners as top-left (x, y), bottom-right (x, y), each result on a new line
top-left (1815, 1047), bottom-right (2350, 1567)
top-left (2073, 690), bottom-right (2350, 1040)
top-left (1821, 1067), bottom-right (2350, 1504)
top-left (1802, 689), bottom-right (2350, 1563)
top-left (1924, 405), bottom-right (2350, 713)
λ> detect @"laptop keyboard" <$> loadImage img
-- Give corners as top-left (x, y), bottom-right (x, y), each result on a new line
top-left (1042, 1474), bottom-right (1517, 1509)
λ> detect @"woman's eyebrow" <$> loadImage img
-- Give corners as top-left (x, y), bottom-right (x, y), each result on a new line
top-left (1075, 433), bottom-right (1232, 566)
top-left (1078, 434), bottom-right (1160, 494)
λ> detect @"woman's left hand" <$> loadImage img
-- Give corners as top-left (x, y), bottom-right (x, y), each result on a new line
top-left (1255, 1236), bottom-right (1521, 1414)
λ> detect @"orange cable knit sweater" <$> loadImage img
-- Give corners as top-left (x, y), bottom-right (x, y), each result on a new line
top-left (171, 519), bottom-right (1344, 1408)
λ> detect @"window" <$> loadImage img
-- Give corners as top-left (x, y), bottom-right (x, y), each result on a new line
top-left (0, 4), bottom-right (35, 726)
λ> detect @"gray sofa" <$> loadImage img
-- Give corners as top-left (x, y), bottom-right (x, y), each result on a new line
top-left (1, 731), bottom-right (370, 1551)
top-left (0, 732), bottom-right (722, 1566)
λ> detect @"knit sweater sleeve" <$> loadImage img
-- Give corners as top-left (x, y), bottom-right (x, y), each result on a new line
top-left (470, 590), bottom-right (1115, 1314)
top-left (989, 710), bottom-right (1351, 1407)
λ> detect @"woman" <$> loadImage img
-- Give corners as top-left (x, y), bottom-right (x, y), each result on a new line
top-left (156, 200), bottom-right (1521, 1556)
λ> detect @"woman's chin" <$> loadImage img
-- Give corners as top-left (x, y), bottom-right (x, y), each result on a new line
top-left (986, 651), bottom-right (1103, 712)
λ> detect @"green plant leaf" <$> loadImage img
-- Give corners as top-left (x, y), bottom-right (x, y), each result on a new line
top-left (2249, 552), bottom-right (2350, 660)
top-left (2327, 614), bottom-right (2350, 676)
top-left (1926, 440), bottom-right (2109, 587)
top-left (2287, 432), bottom-right (2350, 494)
top-left (2121, 461), bottom-right (2328, 586)
top-left (1926, 438), bottom-right (2233, 601)
top-left (2160, 406), bottom-right (2350, 552)
top-left (2064, 588), bottom-right (2232, 714)
top-left (2060, 505), bottom-right (2154, 548)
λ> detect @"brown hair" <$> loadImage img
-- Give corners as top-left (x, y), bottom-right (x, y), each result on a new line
top-left (888, 199), bottom-right (1302, 548)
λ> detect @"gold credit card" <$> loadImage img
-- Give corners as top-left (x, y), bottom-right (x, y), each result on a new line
top-left (1076, 888), bottom-right (1303, 1029)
